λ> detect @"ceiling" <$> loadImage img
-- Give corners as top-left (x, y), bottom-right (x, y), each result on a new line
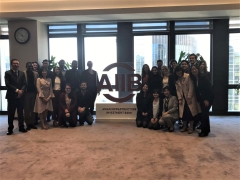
top-left (0, 1), bottom-right (239, 24)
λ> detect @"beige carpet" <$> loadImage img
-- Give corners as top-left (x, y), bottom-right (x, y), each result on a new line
top-left (0, 116), bottom-right (239, 180)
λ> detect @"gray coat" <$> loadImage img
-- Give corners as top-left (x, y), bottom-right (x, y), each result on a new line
top-left (162, 95), bottom-right (179, 120)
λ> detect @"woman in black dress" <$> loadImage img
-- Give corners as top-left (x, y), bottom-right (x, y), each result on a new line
top-left (136, 83), bottom-right (152, 128)
top-left (199, 60), bottom-right (211, 81)
top-left (190, 65), bottom-right (214, 137)
top-left (148, 66), bottom-right (163, 94)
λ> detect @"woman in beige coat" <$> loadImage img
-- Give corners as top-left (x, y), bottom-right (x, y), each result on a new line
top-left (34, 68), bottom-right (55, 129)
top-left (174, 66), bottom-right (201, 134)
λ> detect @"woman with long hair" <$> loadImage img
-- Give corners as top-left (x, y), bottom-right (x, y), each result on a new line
top-left (161, 66), bottom-right (176, 96)
top-left (141, 64), bottom-right (151, 85)
top-left (34, 68), bottom-right (54, 130)
top-left (174, 66), bottom-right (201, 134)
top-left (59, 83), bottom-right (77, 127)
top-left (52, 66), bottom-right (66, 127)
top-left (136, 83), bottom-right (152, 128)
top-left (190, 65), bottom-right (214, 137)
top-left (199, 60), bottom-right (211, 81)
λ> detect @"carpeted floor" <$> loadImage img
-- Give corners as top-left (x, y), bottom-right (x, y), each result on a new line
top-left (0, 115), bottom-right (239, 180)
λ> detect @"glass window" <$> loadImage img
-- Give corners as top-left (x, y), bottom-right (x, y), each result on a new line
top-left (0, 39), bottom-right (10, 86)
top-left (133, 35), bottom-right (168, 103)
top-left (228, 89), bottom-right (240, 112)
top-left (85, 24), bottom-right (117, 33)
top-left (48, 25), bottom-right (77, 34)
top-left (0, 25), bottom-right (9, 35)
top-left (229, 33), bottom-right (240, 85)
top-left (49, 38), bottom-right (77, 64)
top-left (134, 35), bottom-right (168, 74)
top-left (175, 34), bottom-right (211, 70)
top-left (229, 17), bottom-right (240, 29)
top-left (84, 36), bottom-right (117, 105)
top-left (133, 22), bottom-right (168, 32)
top-left (175, 21), bottom-right (212, 30)
top-left (0, 90), bottom-right (7, 111)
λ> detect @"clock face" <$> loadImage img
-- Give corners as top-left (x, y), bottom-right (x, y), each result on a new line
top-left (14, 28), bottom-right (30, 44)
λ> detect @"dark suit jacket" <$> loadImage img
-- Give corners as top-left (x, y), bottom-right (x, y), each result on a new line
top-left (65, 69), bottom-right (82, 90)
top-left (5, 70), bottom-right (26, 99)
top-left (136, 92), bottom-right (152, 116)
top-left (194, 74), bottom-right (214, 103)
top-left (148, 74), bottom-right (163, 93)
top-left (168, 75), bottom-right (176, 96)
top-left (80, 69), bottom-right (99, 92)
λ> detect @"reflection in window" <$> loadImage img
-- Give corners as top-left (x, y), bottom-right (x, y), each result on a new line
top-left (228, 89), bottom-right (240, 112)
top-left (134, 35), bottom-right (168, 75)
top-left (133, 35), bottom-right (168, 103)
top-left (229, 33), bottom-right (240, 85)
top-left (0, 39), bottom-right (10, 86)
top-left (175, 34), bottom-right (211, 70)
top-left (49, 38), bottom-right (77, 64)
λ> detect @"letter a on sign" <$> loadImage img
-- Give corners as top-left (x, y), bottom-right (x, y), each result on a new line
top-left (98, 74), bottom-right (113, 92)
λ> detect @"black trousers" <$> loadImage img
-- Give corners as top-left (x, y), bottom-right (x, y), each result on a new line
top-left (7, 97), bottom-right (24, 131)
top-left (79, 111), bottom-right (93, 125)
top-left (89, 90), bottom-right (97, 115)
top-left (200, 100), bottom-right (212, 134)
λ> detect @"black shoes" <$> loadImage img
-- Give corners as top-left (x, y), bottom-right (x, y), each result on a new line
top-left (79, 122), bottom-right (84, 126)
top-left (26, 125), bottom-right (37, 130)
top-left (7, 131), bottom-right (13, 135)
top-left (198, 133), bottom-right (208, 137)
top-left (31, 125), bottom-right (37, 129)
top-left (19, 128), bottom-right (28, 133)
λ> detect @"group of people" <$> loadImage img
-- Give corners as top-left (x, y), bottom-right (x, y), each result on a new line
top-left (5, 59), bottom-right (99, 135)
top-left (5, 54), bottom-right (214, 138)
top-left (136, 54), bottom-right (214, 137)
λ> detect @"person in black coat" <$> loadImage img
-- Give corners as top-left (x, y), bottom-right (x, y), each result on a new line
top-left (5, 59), bottom-right (27, 135)
top-left (76, 81), bottom-right (93, 126)
top-left (65, 60), bottom-right (82, 92)
top-left (136, 83), bottom-right (152, 128)
top-left (190, 65), bottom-right (214, 137)
top-left (199, 60), bottom-right (211, 81)
top-left (80, 61), bottom-right (100, 116)
top-left (148, 66), bottom-right (163, 94)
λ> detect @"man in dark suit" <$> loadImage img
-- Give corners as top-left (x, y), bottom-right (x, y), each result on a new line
top-left (65, 60), bottom-right (82, 92)
top-left (5, 59), bottom-right (27, 135)
top-left (23, 62), bottom-right (39, 130)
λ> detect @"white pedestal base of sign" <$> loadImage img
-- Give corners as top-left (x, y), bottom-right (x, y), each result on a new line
top-left (96, 103), bottom-right (137, 122)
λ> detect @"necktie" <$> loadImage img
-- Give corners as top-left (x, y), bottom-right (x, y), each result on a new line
top-left (14, 71), bottom-right (18, 77)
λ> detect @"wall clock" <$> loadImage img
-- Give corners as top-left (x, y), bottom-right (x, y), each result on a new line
top-left (14, 27), bottom-right (30, 44)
